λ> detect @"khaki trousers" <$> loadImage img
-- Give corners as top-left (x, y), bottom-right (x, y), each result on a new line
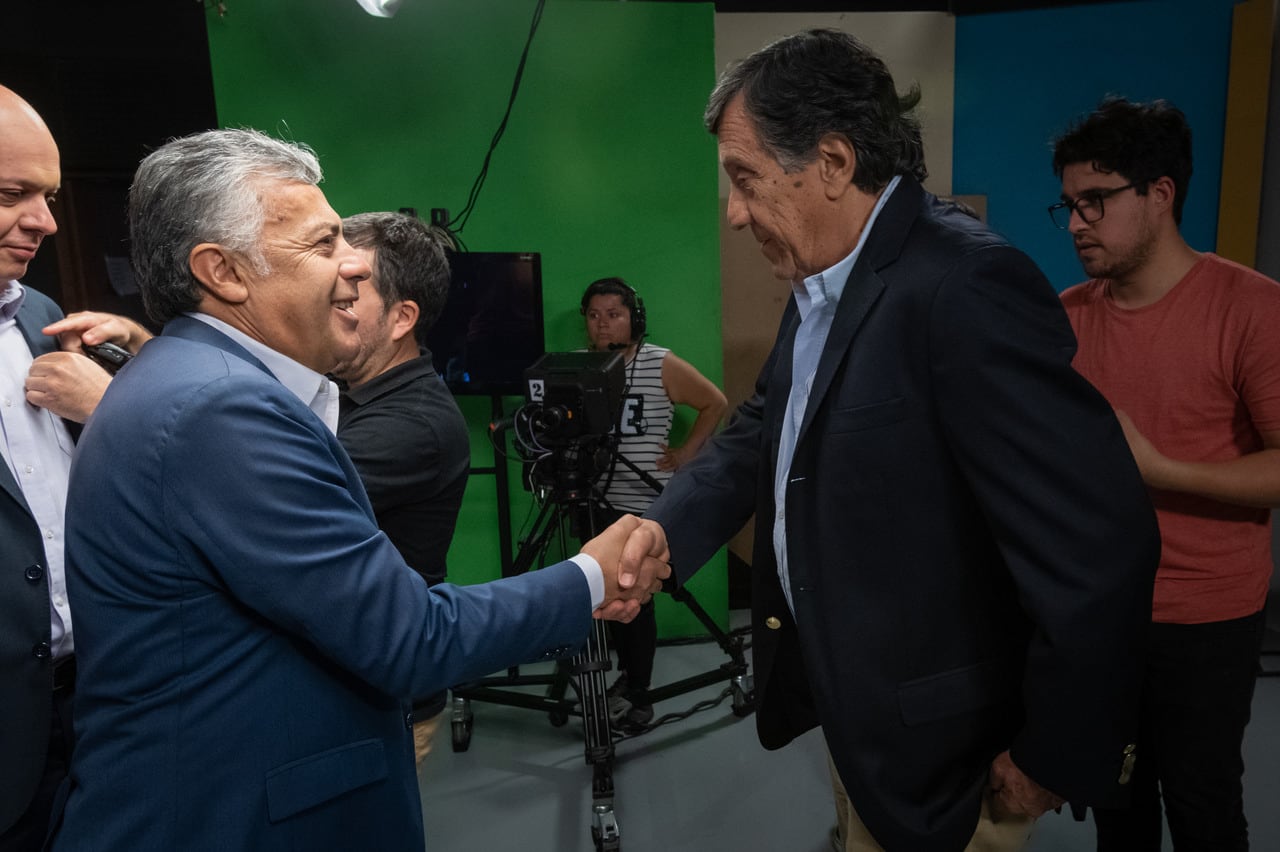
top-left (413, 710), bottom-right (445, 765)
top-left (827, 750), bottom-right (1035, 852)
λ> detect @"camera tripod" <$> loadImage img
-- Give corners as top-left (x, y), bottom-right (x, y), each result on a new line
top-left (449, 441), bottom-right (753, 852)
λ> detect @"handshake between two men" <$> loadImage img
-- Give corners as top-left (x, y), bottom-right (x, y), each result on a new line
top-left (580, 515), bottom-right (672, 624)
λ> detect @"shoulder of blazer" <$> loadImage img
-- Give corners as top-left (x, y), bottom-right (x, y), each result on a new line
top-left (160, 315), bottom-right (273, 378)
top-left (862, 176), bottom-right (1013, 276)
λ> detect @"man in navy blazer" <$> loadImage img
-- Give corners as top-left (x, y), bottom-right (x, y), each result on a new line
top-left (51, 128), bottom-right (668, 852)
top-left (632, 30), bottom-right (1159, 851)
top-left (1, 84), bottom-right (152, 852)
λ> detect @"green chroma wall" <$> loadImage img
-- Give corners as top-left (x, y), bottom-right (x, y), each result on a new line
top-left (204, 0), bottom-right (726, 635)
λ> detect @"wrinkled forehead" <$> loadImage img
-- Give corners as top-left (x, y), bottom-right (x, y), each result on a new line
top-left (257, 179), bottom-right (339, 236)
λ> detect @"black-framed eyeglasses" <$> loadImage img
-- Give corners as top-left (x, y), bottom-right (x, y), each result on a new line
top-left (1047, 181), bottom-right (1143, 230)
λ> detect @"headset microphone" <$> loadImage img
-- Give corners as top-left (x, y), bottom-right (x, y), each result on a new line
top-left (607, 342), bottom-right (627, 351)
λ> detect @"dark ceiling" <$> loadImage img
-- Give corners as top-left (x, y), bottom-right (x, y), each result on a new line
top-left (663, 0), bottom-right (1111, 12)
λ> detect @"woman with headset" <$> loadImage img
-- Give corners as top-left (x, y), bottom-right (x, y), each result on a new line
top-left (580, 276), bottom-right (728, 732)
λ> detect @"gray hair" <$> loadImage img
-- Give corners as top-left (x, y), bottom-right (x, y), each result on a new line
top-left (128, 128), bottom-right (323, 324)
top-left (704, 28), bottom-right (926, 193)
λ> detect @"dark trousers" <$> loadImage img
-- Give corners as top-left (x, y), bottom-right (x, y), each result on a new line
top-left (0, 683), bottom-right (74, 852)
top-left (610, 600), bottom-right (657, 693)
top-left (1093, 610), bottom-right (1266, 852)
top-left (581, 502), bottom-right (657, 695)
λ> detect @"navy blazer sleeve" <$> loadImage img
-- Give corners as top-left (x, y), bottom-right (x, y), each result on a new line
top-left (69, 338), bottom-right (590, 702)
top-left (163, 373), bottom-right (589, 695)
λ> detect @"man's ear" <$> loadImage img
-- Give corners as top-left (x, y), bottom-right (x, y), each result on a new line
top-left (817, 132), bottom-right (857, 200)
top-left (1148, 175), bottom-right (1177, 217)
top-left (189, 243), bottom-right (250, 305)
top-left (389, 299), bottom-right (420, 344)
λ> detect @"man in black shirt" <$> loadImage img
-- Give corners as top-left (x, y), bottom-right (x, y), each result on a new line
top-left (332, 211), bottom-right (469, 760)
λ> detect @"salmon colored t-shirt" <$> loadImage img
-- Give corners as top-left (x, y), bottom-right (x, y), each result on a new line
top-left (1061, 253), bottom-right (1280, 624)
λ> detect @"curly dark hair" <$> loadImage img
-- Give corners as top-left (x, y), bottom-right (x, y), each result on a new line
top-left (1052, 97), bottom-right (1193, 225)
top-left (704, 28), bottom-right (926, 194)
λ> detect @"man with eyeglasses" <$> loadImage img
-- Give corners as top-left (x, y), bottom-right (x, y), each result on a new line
top-left (1053, 97), bottom-right (1280, 852)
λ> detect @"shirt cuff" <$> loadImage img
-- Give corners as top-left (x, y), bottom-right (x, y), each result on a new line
top-left (569, 553), bottom-right (604, 610)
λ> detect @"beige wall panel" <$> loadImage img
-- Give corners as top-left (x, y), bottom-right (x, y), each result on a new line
top-left (713, 12), bottom-right (956, 197)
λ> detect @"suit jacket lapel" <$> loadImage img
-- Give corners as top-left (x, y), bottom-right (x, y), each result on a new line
top-left (797, 265), bottom-right (885, 445)
top-left (0, 449), bottom-right (30, 515)
top-left (795, 177), bottom-right (923, 445)
top-left (764, 298), bottom-right (801, 464)
top-left (0, 299), bottom-right (58, 514)
top-left (14, 299), bottom-right (59, 359)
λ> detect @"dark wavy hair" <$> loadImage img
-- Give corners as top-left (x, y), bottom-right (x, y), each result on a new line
top-left (1052, 97), bottom-right (1193, 225)
top-left (342, 212), bottom-right (454, 346)
top-left (704, 28), bottom-right (927, 193)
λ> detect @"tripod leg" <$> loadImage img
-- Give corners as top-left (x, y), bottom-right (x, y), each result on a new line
top-left (574, 619), bottom-right (620, 851)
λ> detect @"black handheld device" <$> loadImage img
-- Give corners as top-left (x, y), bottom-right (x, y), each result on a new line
top-left (83, 342), bottom-right (133, 375)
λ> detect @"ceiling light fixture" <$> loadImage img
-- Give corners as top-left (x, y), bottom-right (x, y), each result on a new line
top-left (355, 0), bottom-right (402, 18)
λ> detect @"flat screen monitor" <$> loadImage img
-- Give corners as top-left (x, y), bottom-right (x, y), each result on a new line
top-left (425, 251), bottom-right (545, 396)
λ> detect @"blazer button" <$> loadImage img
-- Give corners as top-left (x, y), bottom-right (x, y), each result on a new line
top-left (31, 641), bottom-right (52, 660)
top-left (25, 564), bottom-right (45, 582)
top-left (765, 617), bottom-right (782, 630)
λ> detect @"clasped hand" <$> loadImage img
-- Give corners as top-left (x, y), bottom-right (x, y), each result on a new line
top-left (26, 312), bottom-right (152, 423)
top-left (989, 750), bottom-right (1065, 820)
top-left (579, 515), bottom-right (671, 622)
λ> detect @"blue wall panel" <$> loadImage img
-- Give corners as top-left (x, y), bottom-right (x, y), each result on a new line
top-left (954, 0), bottom-right (1236, 290)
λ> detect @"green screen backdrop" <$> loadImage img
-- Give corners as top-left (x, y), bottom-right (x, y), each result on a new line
top-left (205, 0), bottom-right (727, 635)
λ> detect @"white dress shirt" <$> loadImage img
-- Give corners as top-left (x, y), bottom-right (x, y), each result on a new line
top-left (0, 281), bottom-right (75, 657)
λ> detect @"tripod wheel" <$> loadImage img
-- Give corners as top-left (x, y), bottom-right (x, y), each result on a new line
top-left (450, 716), bottom-right (471, 752)
top-left (731, 674), bottom-right (756, 718)
top-left (549, 709), bottom-right (569, 727)
top-left (449, 694), bottom-right (474, 752)
top-left (591, 804), bottom-right (621, 852)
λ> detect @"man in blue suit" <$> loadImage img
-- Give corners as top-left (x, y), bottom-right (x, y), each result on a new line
top-left (627, 29), bottom-right (1158, 852)
top-left (50, 128), bottom-right (668, 852)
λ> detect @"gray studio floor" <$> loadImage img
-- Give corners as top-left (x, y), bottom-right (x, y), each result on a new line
top-left (416, 612), bottom-right (1280, 852)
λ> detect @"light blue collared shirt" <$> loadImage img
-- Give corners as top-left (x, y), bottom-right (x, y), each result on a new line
top-left (0, 279), bottom-right (25, 322)
top-left (771, 175), bottom-right (901, 615)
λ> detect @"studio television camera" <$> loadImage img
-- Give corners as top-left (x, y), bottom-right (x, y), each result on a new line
top-left (506, 350), bottom-right (625, 504)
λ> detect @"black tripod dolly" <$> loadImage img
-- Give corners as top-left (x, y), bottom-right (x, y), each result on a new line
top-left (448, 445), bottom-right (753, 852)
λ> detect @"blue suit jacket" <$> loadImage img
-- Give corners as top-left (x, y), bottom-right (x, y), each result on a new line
top-left (0, 286), bottom-right (67, 832)
top-left (648, 178), bottom-right (1159, 851)
top-left (53, 317), bottom-right (591, 851)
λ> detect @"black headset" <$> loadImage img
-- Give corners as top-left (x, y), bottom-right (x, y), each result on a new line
top-left (580, 277), bottom-right (646, 343)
